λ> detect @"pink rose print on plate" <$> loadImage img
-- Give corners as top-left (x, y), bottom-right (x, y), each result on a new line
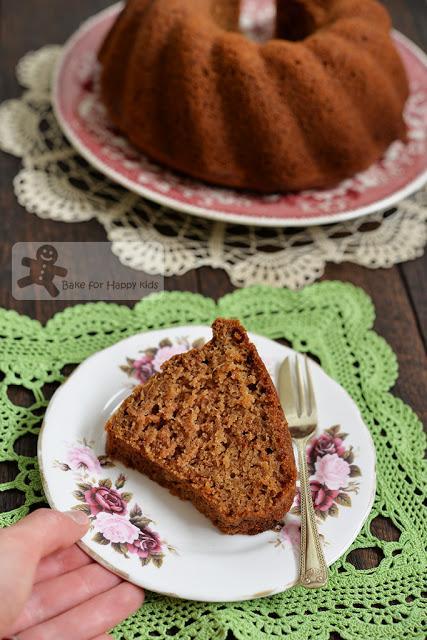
top-left (84, 485), bottom-right (128, 516)
top-left (95, 512), bottom-right (140, 544)
top-left (294, 482), bottom-right (340, 513)
top-left (121, 336), bottom-right (205, 384)
top-left (313, 453), bottom-right (351, 491)
top-left (307, 432), bottom-right (346, 463)
top-left (66, 444), bottom-right (102, 474)
top-left (279, 522), bottom-right (301, 549)
top-left (152, 344), bottom-right (188, 372)
top-left (131, 354), bottom-right (155, 383)
top-left (310, 482), bottom-right (340, 512)
top-left (273, 521), bottom-right (326, 553)
top-left (56, 438), bottom-right (114, 474)
top-left (290, 425), bottom-right (361, 522)
top-left (57, 442), bottom-right (175, 567)
top-left (128, 528), bottom-right (162, 558)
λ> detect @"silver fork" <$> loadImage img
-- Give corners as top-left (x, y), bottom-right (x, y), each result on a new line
top-left (279, 355), bottom-right (328, 588)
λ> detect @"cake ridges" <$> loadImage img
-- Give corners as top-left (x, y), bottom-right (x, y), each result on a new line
top-left (98, 0), bottom-right (409, 192)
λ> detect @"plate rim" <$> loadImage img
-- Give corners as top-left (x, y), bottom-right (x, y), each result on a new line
top-left (38, 325), bottom-right (377, 601)
top-left (52, 5), bottom-right (427, 228)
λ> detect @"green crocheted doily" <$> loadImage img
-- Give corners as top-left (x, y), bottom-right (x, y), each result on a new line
top-left (0, 283), bottom-right (425, 639)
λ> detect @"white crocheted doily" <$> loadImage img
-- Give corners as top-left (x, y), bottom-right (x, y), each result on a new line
top-left (0, 46), bottom-right (426, 289)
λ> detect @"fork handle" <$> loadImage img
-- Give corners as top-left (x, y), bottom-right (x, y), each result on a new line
top-left (296, 438), bottom-right (328, 588)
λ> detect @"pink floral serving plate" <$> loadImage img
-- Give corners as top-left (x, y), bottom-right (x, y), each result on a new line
top-left (39, 326), bottom-right (376, 602)
top-left (52, 1), bottom-right (427, 228)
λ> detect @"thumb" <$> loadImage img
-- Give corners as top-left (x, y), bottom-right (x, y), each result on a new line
top-left (2, 508), bottom-right (90, 561)
top-left (0, 508), bottom-right (89, 636)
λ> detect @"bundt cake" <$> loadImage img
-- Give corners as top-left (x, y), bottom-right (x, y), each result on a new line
top-left (105, 319), bottom-right (297, 535)
top-left (98, 0), bottom-right (409, 193)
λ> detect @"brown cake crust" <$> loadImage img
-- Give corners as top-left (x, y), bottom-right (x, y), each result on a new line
top-left (98, 0), bottom-right (409, 193)
top-left (105, 319), bottom-right (297, 535)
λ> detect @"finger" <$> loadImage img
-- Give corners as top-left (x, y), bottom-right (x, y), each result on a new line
top-left (34, 545), bottom-right (92, 584)
top-left (9, 564), bottom-right (122, 635)
top-left (2, 508), bottom-right (89, 564)
top-left (0, 509), bottom-right (89, 632)
top-left (19, 582), bottom-right (144, 640)
top-left (90, 636), bottom-right (112, 640)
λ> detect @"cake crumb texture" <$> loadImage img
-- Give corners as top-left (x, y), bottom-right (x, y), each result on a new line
top-left (106, 318), bottom-right (297, 534)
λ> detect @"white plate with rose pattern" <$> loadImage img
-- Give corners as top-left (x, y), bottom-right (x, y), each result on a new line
top-left (39, 326), bottom-right (376, 602)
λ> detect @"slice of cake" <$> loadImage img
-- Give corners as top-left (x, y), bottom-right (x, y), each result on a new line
top-left (106, 319), bottom-right (297, 534)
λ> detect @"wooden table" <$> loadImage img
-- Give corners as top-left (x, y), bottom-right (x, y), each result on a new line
top-left (0, 0), bottom-right (426, 583)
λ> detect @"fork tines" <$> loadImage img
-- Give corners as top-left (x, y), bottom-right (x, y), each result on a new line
top-left (279, 355), bottom-right (317, 422)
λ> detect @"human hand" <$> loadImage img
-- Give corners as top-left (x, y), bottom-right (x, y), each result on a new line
top-left (0, 508), bottom-right (144, 639)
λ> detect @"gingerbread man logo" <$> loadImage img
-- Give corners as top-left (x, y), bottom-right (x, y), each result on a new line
top-left (18, 245), bottom-right (68, 298)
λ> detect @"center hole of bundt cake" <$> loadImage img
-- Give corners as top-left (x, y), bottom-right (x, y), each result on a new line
top-left (240, 0), bottom-right (276, 42)
top-left (212, 0), bottom-right (316, 43)
top-left (211, 0), bottom-right (275, 42)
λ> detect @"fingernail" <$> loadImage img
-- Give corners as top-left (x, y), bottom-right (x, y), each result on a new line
top-left (64, 510), bottom-right (89, 525)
